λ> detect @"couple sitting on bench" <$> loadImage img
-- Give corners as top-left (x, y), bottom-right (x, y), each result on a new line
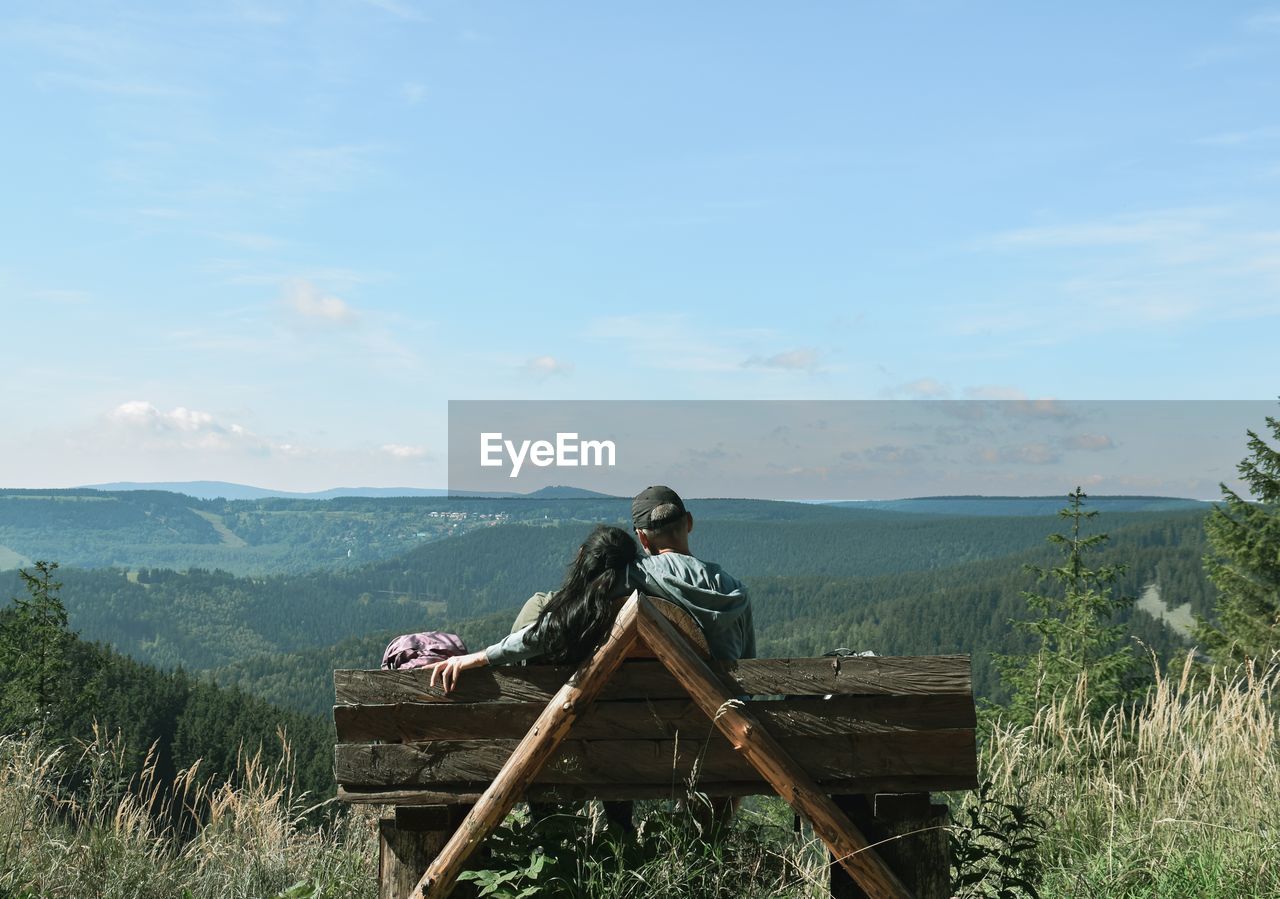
top-left (426, 485), bottom-right (754, 687)
top-left (424, 485), bottom-right (753, 832)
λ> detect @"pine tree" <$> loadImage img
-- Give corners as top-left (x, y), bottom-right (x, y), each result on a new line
top-left (0, 560), bottom-right (73, 733)
top-left (995, 488), bottom-right (1137, 724)
top-left (1195, 408), bottom-right (1280, 666)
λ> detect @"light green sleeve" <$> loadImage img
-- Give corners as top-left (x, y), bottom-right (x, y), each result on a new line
top-left (510, 591), bottom-right (553, 633)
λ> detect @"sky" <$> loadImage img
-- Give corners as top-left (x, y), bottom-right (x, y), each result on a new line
top-left (2, 2), bottom-right (1279, 493)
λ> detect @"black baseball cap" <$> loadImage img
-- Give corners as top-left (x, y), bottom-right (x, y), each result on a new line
top-left (632, 485), bottom-right (687, 529)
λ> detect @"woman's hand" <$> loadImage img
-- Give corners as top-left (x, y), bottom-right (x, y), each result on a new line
top-left (427, 651), bottom-right (489, 693)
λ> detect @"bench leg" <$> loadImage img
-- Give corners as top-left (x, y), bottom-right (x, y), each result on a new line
top-left (379, 806), bottom-right (474, 899)
top-left (828, 793), bottom-right (951, 899)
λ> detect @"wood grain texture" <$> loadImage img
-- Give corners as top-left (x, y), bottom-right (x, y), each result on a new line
top-left (338, 775), bottom-right (973, 805)
top-left (380, 818), bottom-right (438, 899)
top-left (336, 655), bottom-right (971, 706)
top-left (335, 693), bottom-right (977, 743)
top-left (335, 731), bottom-right (977, 787)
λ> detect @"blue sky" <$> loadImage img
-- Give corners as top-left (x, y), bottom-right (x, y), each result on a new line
top-left (2, 2), bottom-right (1279, 491)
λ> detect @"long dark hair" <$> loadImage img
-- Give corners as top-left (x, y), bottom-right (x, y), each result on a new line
top-left (532, 524), bottom-right (638, 664)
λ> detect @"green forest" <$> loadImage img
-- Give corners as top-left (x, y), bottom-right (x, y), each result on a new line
top-left (0, 500), bottom-right (1212, 714)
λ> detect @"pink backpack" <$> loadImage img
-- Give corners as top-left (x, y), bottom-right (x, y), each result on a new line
top-left (381, 632), bottom-right (468, 670)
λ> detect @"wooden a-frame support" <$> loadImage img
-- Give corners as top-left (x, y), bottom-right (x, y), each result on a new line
top-left (409, 591), bottom-right (915, 899)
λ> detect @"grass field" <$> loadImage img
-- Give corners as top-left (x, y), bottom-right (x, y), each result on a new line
top-left (3, 654), bottom-right (1277, 897)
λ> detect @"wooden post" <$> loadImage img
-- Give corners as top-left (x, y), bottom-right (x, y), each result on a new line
top-left (875, 794), bottom-right (951, 899)
top-left (410, 592), bottom-right (643, 899)
top-left (634, 594), bottom-right (914, 899)
top-left (379, 807), bottom-right (472, 899)
top-left (828, 796), bottom-right (879, 899)
top-left (830, 794), bottom-right (951, 899)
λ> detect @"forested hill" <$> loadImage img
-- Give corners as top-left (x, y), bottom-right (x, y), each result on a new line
top-left (0, 489), bottom-right (513, 573)
top-left (0, 490), bottom-right (1216, 716)
top-left (0, 595), bottom-right (335, 801)
top-left (214, 509), bottom-right (1209, 714)
top-left (0, 489), bottom-right (861, 574)
top-left (0, 506), bottom-right (1207, 675)
top-left (0, 488), bottom-right (1209, 576)
top-left (830, 495), bottom-right (1210, 516)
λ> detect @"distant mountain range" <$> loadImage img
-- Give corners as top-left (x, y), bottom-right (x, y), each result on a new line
top-left (829, 495), bottom-right (1211, 516)
top-left (75, 481), bottom-right (1213, 512)
top-left (78, 481), bottom-right (618, 501)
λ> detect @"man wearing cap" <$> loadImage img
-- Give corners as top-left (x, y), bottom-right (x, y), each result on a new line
top-left (630, 485), bottom-right (755, 661)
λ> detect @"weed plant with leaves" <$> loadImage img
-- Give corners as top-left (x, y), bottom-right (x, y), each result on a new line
top-left (949, 779), bottom-right (1044, 899)
top-left (458, 797), bottom-right (828, 899)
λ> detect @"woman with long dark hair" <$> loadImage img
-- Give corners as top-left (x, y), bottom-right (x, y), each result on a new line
top-left (426, 524), bottom-right (639, 692)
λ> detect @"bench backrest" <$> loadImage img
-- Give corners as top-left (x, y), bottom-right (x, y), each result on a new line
top-left (334, 654), bottom-right (977, 805)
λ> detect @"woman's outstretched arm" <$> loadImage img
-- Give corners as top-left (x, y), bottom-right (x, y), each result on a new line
top-left (427, 651), bottom-right (489, 693)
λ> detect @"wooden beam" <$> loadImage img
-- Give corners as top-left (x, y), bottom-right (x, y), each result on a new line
top-left (338, 774), bottom-right (974, 806)
top-left (409, 591), bottom-right (644, 899)
top-left (334, 731), bottom-right (977, 787)
top-left (335, 655), bottom-right (972, 706)
top-left (334, 693), bottom-right (977, 743)
top-left (634, 594), bottom-right (915, 899)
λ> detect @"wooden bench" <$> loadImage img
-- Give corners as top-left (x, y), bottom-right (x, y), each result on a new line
top-left (334, 592), bottom-right (978, 899)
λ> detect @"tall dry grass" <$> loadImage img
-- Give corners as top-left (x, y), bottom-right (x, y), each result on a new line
top-left (6, 654), bottom-right (1280, 898)
top-left (982, 654), bottom-right (1280, 898)
top-left (0, 725), bottom-right (376, 899)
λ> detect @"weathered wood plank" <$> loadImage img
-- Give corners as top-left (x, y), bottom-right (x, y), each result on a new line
top-left (335, 656), bottom-right (971, 706)
top-left (339, 775), bottom-right (974, 805)
top-left (334, 694), bottom-right (978, 743)
top-left (335, 731), bottom-right (977, 788)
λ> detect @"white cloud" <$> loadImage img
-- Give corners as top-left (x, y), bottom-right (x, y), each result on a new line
top-left (884, 378), bottom-right (951, 399)
top-left (961, 206), bottom-right (1280, 345)
top-left (860, 444), bottom-right (925, 465)
top-left (382, 443), bottom-right (428, 459)
top-left (964, 385), bottom-right (1027, 401)
top-left (522, 355), bottom-right (574, 378)
top-left (213, 231), bottom-right (286, 251)
top-left (1062, 433), bottom-right (1116, 451)
top-left (742, 348), bottom-right (823, 372)
top-left (283, 279), bottom-right (359, 326)
top-left (111, 400), bottom-right (209, 432)
top-left (974, 443), bottom-right (1061, 466)
top-left (987, 208), bottom-right (1218, 249)
top-left (106, 401), bottom-right (287, 454)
